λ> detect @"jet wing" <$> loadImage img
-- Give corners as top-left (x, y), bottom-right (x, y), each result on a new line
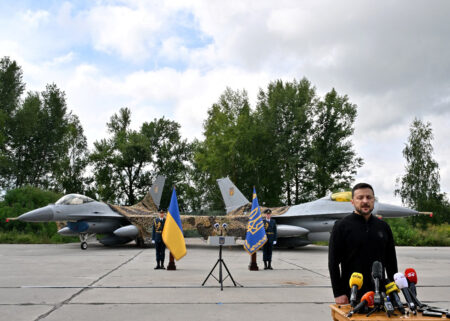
top-left (277, 199), bottom-right (353, 218)
top-left (66, 213), bottom-right (124, 220)
top-left (275, 198), bottom-right (419, 219)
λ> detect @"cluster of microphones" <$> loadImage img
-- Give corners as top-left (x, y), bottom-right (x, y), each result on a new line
top-left (346, 261), bottom-right (449, 318)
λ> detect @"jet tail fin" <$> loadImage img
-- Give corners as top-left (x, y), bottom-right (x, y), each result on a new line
top-left (149, 175), bottom-right (165, 209)
top-left (134, 175), bottom-right (166, 211)
top-left (217, 177), bottom-right (249, 214)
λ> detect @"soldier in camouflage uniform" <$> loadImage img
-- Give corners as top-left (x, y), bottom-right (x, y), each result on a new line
top-left (262, 209), bottom-right (277, 270)
top-left (152, 208), bottom-right (166, 269)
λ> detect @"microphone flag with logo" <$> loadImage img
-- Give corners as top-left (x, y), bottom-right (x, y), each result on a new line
top-left (162, 187), bottom-right (186, 260)
top-left (243, 187), bottom-right (267, 255)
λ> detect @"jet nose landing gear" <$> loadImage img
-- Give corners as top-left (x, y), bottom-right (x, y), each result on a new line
top-left (79, 233), bottom-right (94, 250)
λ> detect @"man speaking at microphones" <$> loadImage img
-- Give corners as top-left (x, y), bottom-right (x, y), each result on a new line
top-left (328, 183), bottom-right (398, 304)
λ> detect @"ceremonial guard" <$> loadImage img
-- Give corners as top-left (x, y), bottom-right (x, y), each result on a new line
top-left (152, 208), bottom-right (166, 269)
top-left (262, 209), bottom-right (277, 270)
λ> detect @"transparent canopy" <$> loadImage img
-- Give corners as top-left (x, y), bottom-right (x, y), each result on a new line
top-left (55, 194), bottom-right (94, 205)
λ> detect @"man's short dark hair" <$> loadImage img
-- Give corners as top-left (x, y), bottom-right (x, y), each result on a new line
top-left (352, 183), bottom-right (374, 198)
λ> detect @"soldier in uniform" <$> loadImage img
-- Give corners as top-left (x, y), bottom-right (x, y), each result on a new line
top-left (152, 208), bottom-right (166, 269)
top-left (262, 208), bottom-right (277, 270)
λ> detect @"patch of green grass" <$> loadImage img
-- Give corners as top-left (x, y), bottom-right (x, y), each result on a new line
top-left (313, 241), bottom-right (329, 246)
top-left (0, 232), bottom-right (78, 244)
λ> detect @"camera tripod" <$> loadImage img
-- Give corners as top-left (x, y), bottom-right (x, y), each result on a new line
top-left (202, 244), bottom-right (241, 291)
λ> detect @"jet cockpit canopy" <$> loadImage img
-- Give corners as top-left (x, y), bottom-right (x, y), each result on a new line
top-left (56, 194), bottom-right (94, 205)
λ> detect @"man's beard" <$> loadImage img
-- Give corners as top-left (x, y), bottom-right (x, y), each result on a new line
top-left (355, 205), bottom-right (373, 216)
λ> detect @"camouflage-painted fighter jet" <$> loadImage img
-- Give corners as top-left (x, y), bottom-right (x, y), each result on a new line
top-left (16, 176), bottom-right (166, 250)
top-left (217, 177), bottom-right (425, 247)
top-left (13, 175), bottom-right (427, 250)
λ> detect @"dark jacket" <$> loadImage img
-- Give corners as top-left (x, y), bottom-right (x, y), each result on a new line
top-left (328, 212), bottom-right (398, 298)
top-left (152, 217), bottom-right (165, 242)
top-left (263, 219), bottom-right (277, 243)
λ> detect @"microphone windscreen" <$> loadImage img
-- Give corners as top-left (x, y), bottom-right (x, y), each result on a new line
top-left (394, 272), bottom-right (408, 289)
top-left (405, 268), bottom-right (418, 284)
top-left (349, 272), bottom-right (363, 289)
top-left (361, 291), bottom-right (375, 307)
top-left (385, 281), bottom-right (399, 294)
top-left (372, 261), bottom-right (383, 279)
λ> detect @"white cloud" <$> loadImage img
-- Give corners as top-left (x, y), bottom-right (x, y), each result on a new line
top-left (20, 9), bottom-right (50, 26)
top-left (46, 52), bottom-right (76, 66)
top-left (86, 5), bottom-right (163, 61)
top-left (1, 0), bottom-right (449, 204)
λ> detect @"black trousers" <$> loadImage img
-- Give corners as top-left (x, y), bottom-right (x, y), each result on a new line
top-left (263, 241), bottom-right (273, 261)
top-left (155, 241), bottom-right (166, 261)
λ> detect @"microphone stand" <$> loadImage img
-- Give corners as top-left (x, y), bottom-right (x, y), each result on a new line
top-left (202, 235), bottom-right (242, 291)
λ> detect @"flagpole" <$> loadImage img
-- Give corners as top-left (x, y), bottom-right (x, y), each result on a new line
top-left (167, 252), bottom-right (176, 270)
top-left (249, 252), bottom-right (259, 271)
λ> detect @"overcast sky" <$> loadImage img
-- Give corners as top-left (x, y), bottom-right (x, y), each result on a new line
top-left (1, 0), bottom-right (449, 205)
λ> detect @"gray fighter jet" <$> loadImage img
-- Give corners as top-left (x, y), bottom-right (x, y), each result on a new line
top-left (16, 176), bottom-right (165, 250)
top-left (217, 177), bottom-right (425, 247)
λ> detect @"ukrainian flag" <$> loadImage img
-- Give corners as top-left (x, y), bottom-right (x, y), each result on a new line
top-left (162, 188), bottom-right (187, 260)
top-left (244, 188), bottom-right (267, 254)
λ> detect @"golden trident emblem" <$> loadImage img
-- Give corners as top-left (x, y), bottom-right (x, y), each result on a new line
top-left (154, 186), bottom-right (159, 193)
top-left (246, 207), bottom-right (264, 235)
top-left (229, 187), bottom-right (234, 196)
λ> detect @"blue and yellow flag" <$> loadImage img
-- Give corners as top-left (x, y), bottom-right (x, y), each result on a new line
top-left (162, 188), bottom-right (187, 260)
top-left (244, 188), bottom-right (267, 254)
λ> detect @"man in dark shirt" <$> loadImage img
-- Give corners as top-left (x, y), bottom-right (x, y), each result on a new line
top-left (328, 183), bottom-right (398, 304)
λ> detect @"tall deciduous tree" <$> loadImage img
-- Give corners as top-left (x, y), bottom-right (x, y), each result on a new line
top-left (3, 82), bottom-right (88, 192)
top-left (194, 88), bottom-right (260, 209)
top-left (54, 115), bottom-right (89, 193)
top-left (395, 118), bottom-right (449, 224)
top-left (90, 108), bottom-right (153, 205)
top-left (141, 117), bottom-right (192, 210)
top-left (0, 57), bottom-right (25, 187)
top-left (256, 78), bottom-right (315, 205)
top-left (91, 109), bottom-right (191, 207)
top-left (310, 88), bottom-right (363, 198)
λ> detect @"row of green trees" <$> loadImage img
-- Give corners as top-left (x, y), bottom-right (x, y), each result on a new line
top-left (0, 57), bottom-right (88, 193)
top-left (195, 81), bottom-right (362, 209)
top-left (0, 56), bottom-right (363, 211)
top-left (1, 55), bottom-right (449, 226)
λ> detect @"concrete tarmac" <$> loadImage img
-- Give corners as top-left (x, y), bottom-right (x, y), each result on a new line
top-left (0, 240), bottom-right (449, 321)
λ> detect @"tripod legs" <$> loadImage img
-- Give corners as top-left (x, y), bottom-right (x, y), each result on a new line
top-left (202, 245), bottom-right (239, 290)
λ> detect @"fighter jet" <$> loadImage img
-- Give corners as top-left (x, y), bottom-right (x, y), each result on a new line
top-left (217, 177), bottom-right (425, 247)
top-left (16, 176), bottom-right (165, 250)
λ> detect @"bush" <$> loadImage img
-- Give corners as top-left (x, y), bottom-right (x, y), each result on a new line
top-left (386, 218), bottom-right (450, 246)
top-left (0, 186), bottom-right (66, 243)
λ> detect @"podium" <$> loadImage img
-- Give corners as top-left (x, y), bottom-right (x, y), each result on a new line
top-left (201, 236), bottom-right (240, 290)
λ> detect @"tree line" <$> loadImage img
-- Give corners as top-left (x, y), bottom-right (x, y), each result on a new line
top-left (1, 56), bottom-right (448, 224)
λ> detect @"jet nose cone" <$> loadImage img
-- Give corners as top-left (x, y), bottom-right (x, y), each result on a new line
top-left (375, 203), bottom-right (418, 218)
top-left (17, 206), bottom-right (54, 222)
